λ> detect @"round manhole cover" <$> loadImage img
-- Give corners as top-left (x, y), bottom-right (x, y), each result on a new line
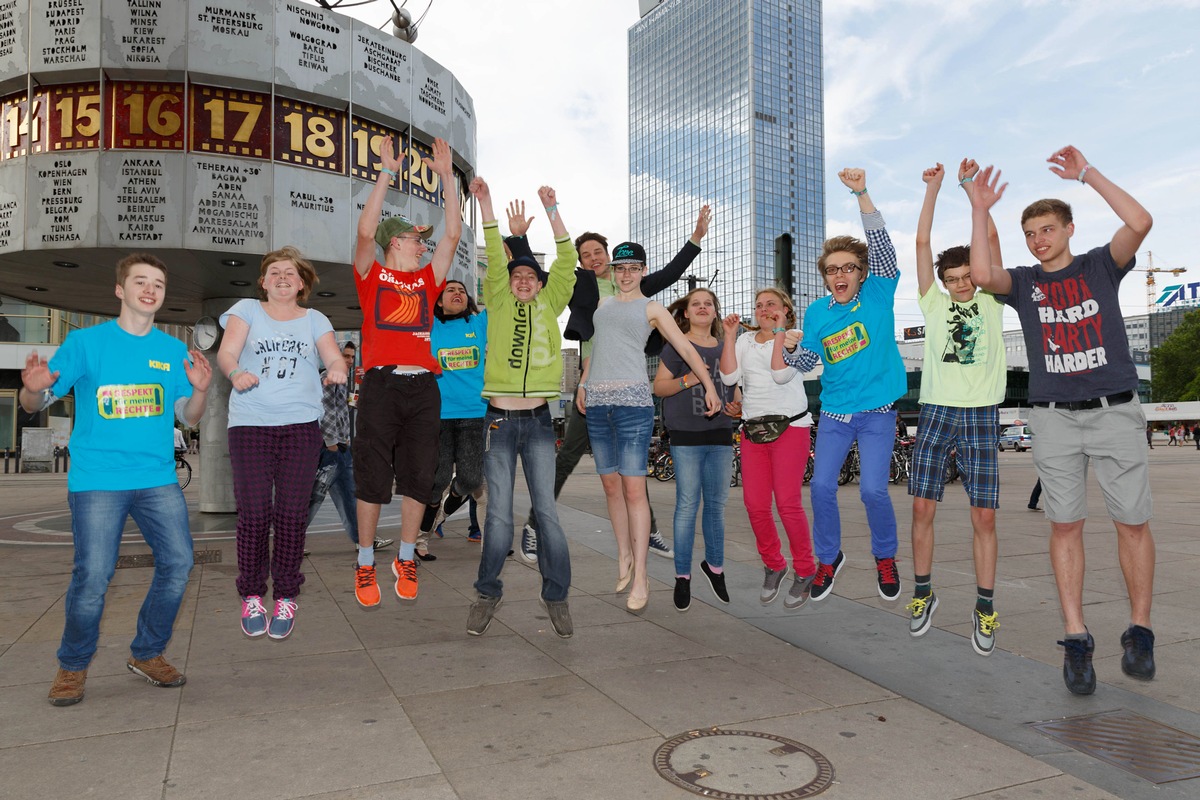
top-left (653, 728), bottom-right (834, 799)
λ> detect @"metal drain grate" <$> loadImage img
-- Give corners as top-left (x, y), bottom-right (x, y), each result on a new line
top-left (1031, 709), bottom-right (1200, 784)
top-left (115, 549), bottom-right (222, 569)
top-left (653, 728), bottom-right (834, 799)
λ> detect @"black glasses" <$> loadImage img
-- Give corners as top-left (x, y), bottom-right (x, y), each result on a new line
top-left (823, 263), bottom-right (861, 276)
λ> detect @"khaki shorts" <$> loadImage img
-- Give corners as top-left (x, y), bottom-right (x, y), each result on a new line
top-left (1029, 399), bottom-right (1152, 525)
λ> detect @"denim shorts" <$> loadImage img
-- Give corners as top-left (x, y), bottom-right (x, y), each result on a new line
top-left (585, 405), bottom-right (654, 476)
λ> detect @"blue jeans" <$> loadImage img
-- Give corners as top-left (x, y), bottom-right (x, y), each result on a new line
top-left (810, 411), bottom-right (898, 564)
top-left (308, 444), bottom-right (358, 545)
top-left (671, 444), bottom-right (731, 576)
top-left (477, 406), bottom-right (571, 602)
top-left (59, 485), bottom-right (194, 670)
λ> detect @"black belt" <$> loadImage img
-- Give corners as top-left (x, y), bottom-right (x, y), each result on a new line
top-left (487, 403), bottom-right (548, 417)
top-left (1031, 390), bottom-right (1134, 411)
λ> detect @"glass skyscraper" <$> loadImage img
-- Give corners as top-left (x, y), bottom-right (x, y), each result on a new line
top-left (629, 0), bottom-right (825, 320)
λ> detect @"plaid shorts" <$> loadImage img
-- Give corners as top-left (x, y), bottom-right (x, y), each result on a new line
top-left (907, 403), bottom-right (999, 508)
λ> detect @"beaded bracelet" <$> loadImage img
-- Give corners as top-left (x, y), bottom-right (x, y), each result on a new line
top-left (850, 188), bottom-right (868, 196)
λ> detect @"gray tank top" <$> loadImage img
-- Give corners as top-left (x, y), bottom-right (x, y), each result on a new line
top-left (586, 296), bottom-right (654, 407)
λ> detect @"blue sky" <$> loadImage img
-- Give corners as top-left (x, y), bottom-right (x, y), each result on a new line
top-left (319, 0), bottom-right (1200, 331)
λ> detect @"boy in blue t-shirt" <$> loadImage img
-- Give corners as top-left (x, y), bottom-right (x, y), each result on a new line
top-left (776, 168), bottom-right (906, 604)
top-left (20, 253), bottom-right (211, 707)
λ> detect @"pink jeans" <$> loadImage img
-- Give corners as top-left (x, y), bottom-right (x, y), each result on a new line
top-left (740, 425), bottom-right (816, 575)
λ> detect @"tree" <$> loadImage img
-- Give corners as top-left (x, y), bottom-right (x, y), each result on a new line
top-left (1150, 308), bottom-right (1200, 401)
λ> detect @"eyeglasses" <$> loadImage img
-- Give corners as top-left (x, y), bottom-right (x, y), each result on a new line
top-left (823, 264), bottom-right (861, 276)
top-left (613, 265), bottom-right (644, 274)
top-left (397, 234), bottom-right (424, 243)
top-left (943, 275), bottom-right (973, 285)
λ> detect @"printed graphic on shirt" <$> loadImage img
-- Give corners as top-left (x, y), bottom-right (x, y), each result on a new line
top-left (252, 334), bottom-right (312, 381)
top-left (97, 384), bottom-right (165, 419)
top-left (373, 267), bottom-right (432, 332)
top-left (1035, 276), bottom-right (1107, 374)
top-left (438, 345), bottom-right (480, 371)
top-left (823, 322), bottom-right (870, 364)
top-left (148, 360), bottom-right (171, 372)
top-left (941, 300), bottom-right (986, 365)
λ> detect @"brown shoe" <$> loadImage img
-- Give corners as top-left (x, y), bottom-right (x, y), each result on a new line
top-left (48, 668), bottom-right (87, 706)
top-left (126, 655), bottom-right (186, 688)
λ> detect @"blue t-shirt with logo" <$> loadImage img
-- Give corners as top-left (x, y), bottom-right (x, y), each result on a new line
top-left (49, 321), bottom-right (193, 492)
top-left (431, 310), bottom-right (488, 419)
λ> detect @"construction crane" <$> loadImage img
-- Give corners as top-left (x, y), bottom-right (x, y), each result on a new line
top-left (1131, 252), bottom-right (1188, 311)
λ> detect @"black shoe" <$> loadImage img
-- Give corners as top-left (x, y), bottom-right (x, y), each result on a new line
top-left (674, 577), bottom-right (691, 611)
top-left (1057, 633), bottom-right (1096, 695)
top-left (1120, 625), bottom-right (1156, 680)
top-left (700, 561), bottom-right (730, 604)
top-left (809, 551), bottom-right (846, 602)
top-left (1027, 505), bottom-right (1039, 511)
top-left (875, 556), bottom-right (901, 601)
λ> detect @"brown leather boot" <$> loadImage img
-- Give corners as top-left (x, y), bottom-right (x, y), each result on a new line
top-left (48, 668), bottom-right (87, 706)
top-left (126, 655), bottom-right (186, 687)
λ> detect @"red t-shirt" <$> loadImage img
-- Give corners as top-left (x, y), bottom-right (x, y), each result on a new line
top-left (355, 261), bottom-right (445, 373)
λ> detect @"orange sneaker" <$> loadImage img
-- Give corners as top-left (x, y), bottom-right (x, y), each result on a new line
top-left (392, 556), bottom-right (418, 600)
top-left (354, 564), bottom-right (381, 607)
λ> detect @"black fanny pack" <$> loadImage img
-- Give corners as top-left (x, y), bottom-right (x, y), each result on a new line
top-left (742, 412), bottom-right (807, 444)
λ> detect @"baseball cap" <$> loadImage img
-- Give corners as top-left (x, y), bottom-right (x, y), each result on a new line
top-left (375, 216), bottom-right (433, 249)
top-left (609, 241), bottom-right (647, 266)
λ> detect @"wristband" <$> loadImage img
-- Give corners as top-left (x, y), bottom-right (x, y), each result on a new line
top-left (679, 378), bottom-right (688, 390)
top-left (1077, 164), bottom-right (1092, 183)
top-left (959, 176), bottom-right (974, 186)
top-left (772, 327), bottom-right (787, 334)
top-left (380, 167), bottom-right (398, 177)
top-left (228, 368), bottom-right (244, 380)
top-left (850, 188), bottom-right (868, 196)
top-left (544, 204), bottom-right (558, 213)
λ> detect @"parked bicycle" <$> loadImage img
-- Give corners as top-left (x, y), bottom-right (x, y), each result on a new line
top-left (175, 450), bottom-right (192, 490)
top-left (890, 436), bottom-right (914, 484)
top-left (838, 441), bottom-right (860, 485)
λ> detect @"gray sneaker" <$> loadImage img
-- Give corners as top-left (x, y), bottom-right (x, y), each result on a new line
top-left (466, 595), bottom-right (502, 636)
top-left (539, 598), bottom-right (574, 639)
top-left (906, 593), bottom-right (939, 637)
top-left (783, 574), bottom-right (814, 610)
top-left (759, 566), bottom-right (790, 605)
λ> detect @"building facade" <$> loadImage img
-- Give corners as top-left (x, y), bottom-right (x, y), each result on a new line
top-left (628, 0), bottom-right (825, 319)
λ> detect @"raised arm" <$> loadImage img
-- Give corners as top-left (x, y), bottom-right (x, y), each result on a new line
top-left (354, 134), bottom-right (402, 277)
top-left (915, 163), bottom-right (945, 297)
top-left (839, 168), bottom-right (876, 214)
top-left (958, 158), bottom-right (1002, 269)
top-left (18, 350), bottom-right (59, 413)
top-left (179, 349), bottom-right (212, 426)
top-left (1047, 145), bottom-right (1152, 269)
top-left (427, 138), bottom-right (462, 284)
top-left (718, 314), bottom-right (741, 383)
top-left (471, 178), bottom-right (507, 303)
top-left (640, 205), bottom-right (711, 297)
top-left (967, 166), bottom-right (1012, 295)
top-left (650, 303), bottom-right (721, 415)
top-left (538, 186), bottom-right (578, 314)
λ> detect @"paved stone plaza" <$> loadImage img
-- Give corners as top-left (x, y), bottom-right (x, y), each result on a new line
top-left (1, 448), bottom-right (1198, 799)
